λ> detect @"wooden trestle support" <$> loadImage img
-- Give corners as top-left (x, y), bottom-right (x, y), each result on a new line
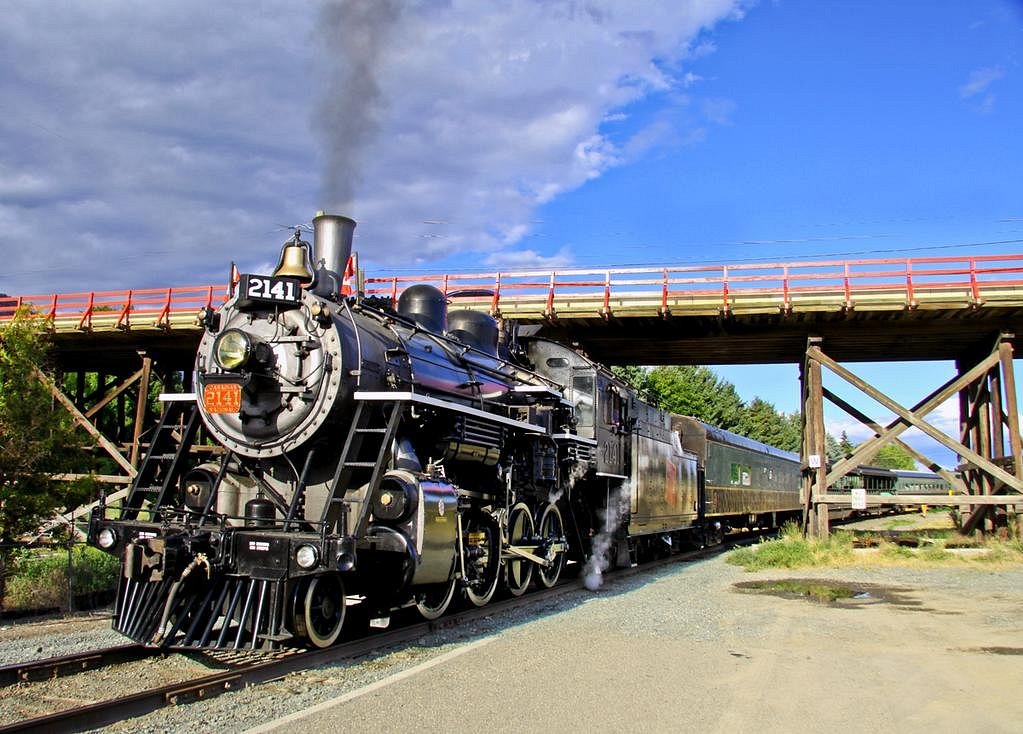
top-left (34, 352), bottom-right (196, 537)
top-left (801, 333), bottom-right (1023, 538)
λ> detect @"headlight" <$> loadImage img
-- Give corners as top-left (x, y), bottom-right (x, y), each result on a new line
top-left (97, 527), bottom-right (117, 549)
top-left (213, 329), bottom-right (253, 370)
top-left (295, 544), bottom-right (319, 569)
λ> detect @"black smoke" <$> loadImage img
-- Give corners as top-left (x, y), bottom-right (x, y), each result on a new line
top-left (314, 0), bottom-right (402, 211)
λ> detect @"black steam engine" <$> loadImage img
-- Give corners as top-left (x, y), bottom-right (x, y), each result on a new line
top-left (88, 212), bottom-right (804, 650)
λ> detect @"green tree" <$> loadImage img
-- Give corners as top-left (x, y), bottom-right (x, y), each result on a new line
top-left (870, 443), bottom-right (916, 470)
top-left (645, 365), bottom-right (745, 430)
top-left (737, 398), bottom-right (801, 452)
top-left (611, 365), bottom-right (650, 400)
top-left (0, 312), bottom-right (94, 603)
top-left (825, 432), bottom-right (843, 462)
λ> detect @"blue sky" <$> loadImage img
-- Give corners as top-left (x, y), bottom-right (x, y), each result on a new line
top-left (2, 1), bottom-right (1021, 466)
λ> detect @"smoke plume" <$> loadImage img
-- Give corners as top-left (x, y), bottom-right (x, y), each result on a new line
top-left (583, 482), bottom-right (632, 591)
top-left (315, 0), bottom-right (401, 211)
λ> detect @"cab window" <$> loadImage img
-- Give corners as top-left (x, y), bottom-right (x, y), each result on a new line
top-left (603, 386), bottom-right (622, 427)
top-left (572, 374), bottom-right (595, 427)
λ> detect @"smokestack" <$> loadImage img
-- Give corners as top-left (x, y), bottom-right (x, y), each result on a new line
top-left (312, 211), bottom-right (356, 298)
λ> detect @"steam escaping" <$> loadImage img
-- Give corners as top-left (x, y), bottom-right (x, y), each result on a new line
top-left (549, 462), bottom-right (589, 505)
top-left (315, 0), bottom-right (401, 210)
top-left (583, 482), bottom-right (632, 591)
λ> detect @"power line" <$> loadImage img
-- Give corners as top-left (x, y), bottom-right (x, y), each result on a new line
top-left (371, 237), bottom-right (1023, 274)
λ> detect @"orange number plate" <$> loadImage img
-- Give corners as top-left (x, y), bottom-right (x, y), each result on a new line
top-left (203, 382), bottom-right (241, 413)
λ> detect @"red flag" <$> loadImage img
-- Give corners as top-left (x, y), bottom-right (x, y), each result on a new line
top-left (340, 255), bottom-right (356, 296)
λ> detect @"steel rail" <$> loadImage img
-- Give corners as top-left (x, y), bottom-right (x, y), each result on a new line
top-left (0, 644), bottom-right (152, 686)
top-left (0, 535), bottom-right (761, 734)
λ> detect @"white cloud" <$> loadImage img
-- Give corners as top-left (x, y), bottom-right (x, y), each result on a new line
top-left (960, 66), bottom-right (1005, 97)
top-left (700, 97), bottom-right (736, 125)
top-left (482, 245), bottom-right (575, 270)
top-left (826, 396), bottom-right (963, 468)
top-left (0, 0), bottom-right (745, 294)
top-left (959, 65), bottom-right (1005, 111)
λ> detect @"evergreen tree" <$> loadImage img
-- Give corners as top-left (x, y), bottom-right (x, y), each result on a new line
top-left (645, 365), bottom-right (745, 431)
top-left (737, 398), bottom-right (801, 452)
top-left (610, 365), bottom-right (650, 400)
top-left (0, 312), bottom-right (95, 603)
top-left (825, 432), bottom-right (843, 462)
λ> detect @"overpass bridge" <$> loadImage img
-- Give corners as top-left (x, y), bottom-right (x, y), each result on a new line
top-left (4, 252), bottom-right (1023, 366)
top-left (3, 251), bottom-right (1023, 536)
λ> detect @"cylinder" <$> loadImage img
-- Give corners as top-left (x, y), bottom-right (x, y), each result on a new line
top-left (312, 212), bottom-right (357, 297)
top-left (372, 471), bottom-right (419, 523)
top-left (244, 497), bottom-right (276, 527)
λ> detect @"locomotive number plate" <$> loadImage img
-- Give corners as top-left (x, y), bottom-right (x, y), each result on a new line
top-left (203, 382), bottom-right (242, 413)
top-left (239, 274), bottom-right (301, 306)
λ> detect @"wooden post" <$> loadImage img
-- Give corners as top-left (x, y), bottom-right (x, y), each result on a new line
top-left (811, 355), bottom-right (829, 538)
top-left (978, 370), bottom-right (994, 533)
top-left (960, 335), bottom-right (1023, 534)
top-left (801, 337), bottom-right (828, 537)
top-left (998, 335), bottom-right (1023, 535)
top-left (800, 359), bottom-right (812, 534)
top-left (989, 364), bottom-right (1005, 464)
top-left (130, 354), bottom-right (152, 467)
top-left (958, 356), bottom-right (981, 532)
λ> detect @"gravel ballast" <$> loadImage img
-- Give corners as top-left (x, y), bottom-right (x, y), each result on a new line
top-left (2, 550), bottom-right (1021, 733)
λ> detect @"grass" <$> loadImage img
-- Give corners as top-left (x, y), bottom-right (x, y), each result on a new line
top-left (726, 523), bottom-right (854, 571)
top-left (883, 516), bottom-right (917, 529)
top-left (3, 545), bottom-right (120, 611)
top-left (726, 521), bottom-right (1023, 571)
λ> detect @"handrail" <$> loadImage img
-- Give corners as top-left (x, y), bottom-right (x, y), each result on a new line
top-left (361, 252), bottom-right (1023, 315)
top-left (2, 252), bottom-right (1023, 327)
top-left (0, 285), bottom-right (232, 327)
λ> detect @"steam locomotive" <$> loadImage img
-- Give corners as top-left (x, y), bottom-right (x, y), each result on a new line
top-left (87, 213), bottom-right (804, 650)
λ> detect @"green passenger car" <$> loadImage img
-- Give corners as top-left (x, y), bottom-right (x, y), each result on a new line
top-left (673, 415), bottom-right (803, 526)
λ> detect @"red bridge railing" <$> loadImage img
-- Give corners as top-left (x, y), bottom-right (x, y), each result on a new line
top-left (0, 285), bottom-right (230, 329)
top-left (2, 253), bottom-right (1023, 328)
top-left (364, 253), bottom-right (1023, 317)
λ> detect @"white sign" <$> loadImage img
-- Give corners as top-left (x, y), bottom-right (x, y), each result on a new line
top-left (851, 487), bottom-right (867, 510)
top-left (808, 454), bottom-right (821, 469)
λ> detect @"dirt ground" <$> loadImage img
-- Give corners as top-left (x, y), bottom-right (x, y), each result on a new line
top-left (253, 517), bottom-right (1023, 734)
top-left (3, 513), bottom-right (1021, 733)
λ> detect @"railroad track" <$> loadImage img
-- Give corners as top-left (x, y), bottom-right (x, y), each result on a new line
top-left (0, 645), bottom-right (152, 687)
top-left (0, 534), bottom-right (762, 733)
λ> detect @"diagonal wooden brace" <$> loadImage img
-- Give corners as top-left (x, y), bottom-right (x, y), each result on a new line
top-left (822, 386), bottom-right (967, 494)
top-left (813, 349), bottom-right (1022, 493)
top-left (84, 367), bottom-right (145, 420)
top-left (32, 367), bottom-right (137, 477)
top-left (822, 349), bottom-right (998, 483)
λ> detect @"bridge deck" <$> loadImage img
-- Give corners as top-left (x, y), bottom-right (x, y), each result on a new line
top-left (3, 252), bottom-right (1023, 367)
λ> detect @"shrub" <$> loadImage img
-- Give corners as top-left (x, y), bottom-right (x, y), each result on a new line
top-left (726, 523), bottom-right (854, 571)
top-left (3, 545), bottom-right (120, 611)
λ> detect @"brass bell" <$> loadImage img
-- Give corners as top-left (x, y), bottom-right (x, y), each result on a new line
top-left (273, 233), bottom-right (314, 284)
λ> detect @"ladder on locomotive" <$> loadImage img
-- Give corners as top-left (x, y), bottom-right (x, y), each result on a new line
top-left (122, 398), bottom-right (201, 520)
top-left (320, 399), bottom-right (402, 537)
